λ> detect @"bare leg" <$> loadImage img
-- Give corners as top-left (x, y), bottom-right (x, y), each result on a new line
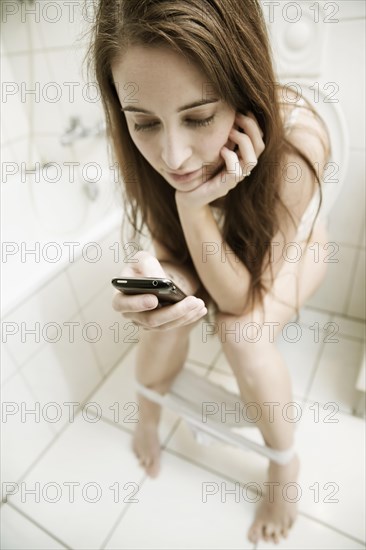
top-left (217, 221), bottom-right (329, 543)
top-left (133, 324), bottom-right (193, 477)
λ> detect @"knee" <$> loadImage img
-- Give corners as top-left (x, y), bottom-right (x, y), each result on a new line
top-left (217, 314), bottom-right (273, 375)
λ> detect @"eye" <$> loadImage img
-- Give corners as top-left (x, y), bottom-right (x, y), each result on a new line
top-left (186, 115), bottom-right (215, 128)
top-left (133, 115), bottom-right (216, 132)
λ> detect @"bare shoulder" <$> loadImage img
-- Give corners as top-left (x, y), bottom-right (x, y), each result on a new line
top-left (279, 87), bottom-right (331, 166)
top-left (276, 87), bottom-right (331, 227)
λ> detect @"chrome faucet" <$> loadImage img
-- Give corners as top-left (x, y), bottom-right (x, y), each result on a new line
top-left (60, 117), bottom-right (106, 146)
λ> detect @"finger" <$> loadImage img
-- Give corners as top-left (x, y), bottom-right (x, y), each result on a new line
top-left (156, 304), bottom-right (208, 331)
top-left (228, 126), bottom-right (258, 171)
top-left (235, 112), bottom-right (265, 157)
top-left (112, 292), bottom-right (159, 313)
top-left (125, 296), bottom-right (206, 330)
top-left (220, 145), bottom-right (254, 187)
top-left (131, 250), bottom-right (167, 277)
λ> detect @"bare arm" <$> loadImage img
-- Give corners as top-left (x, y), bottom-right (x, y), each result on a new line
top-left (176, 107), bottom-right (330, 316)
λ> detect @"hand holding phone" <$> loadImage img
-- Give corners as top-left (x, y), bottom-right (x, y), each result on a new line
top-left (111, 251), bottom-right (207, 331)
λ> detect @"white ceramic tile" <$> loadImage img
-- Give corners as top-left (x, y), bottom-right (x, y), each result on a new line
top-left (328, 151), bottom-right (365, 247)
top-left (296, 405), bottom-right (366, 541)
top-left (1, 53), bottom-right (30, 142)
top-left (306, 244), bottom-right (356, 314)
top-left (321, 19), bottom-right (365, 149)
top-left (5, 137), bottom-right (31, 167)
top-left (256, 513), bottom-right (365, 549)
top-left (1, 10), bottom-right (31, 54)
top-left (292, 306), bottom-right (331, 329)
top-left (337, 0), bottom-right (366, 20)
top-left (1, 372), bottom-right (54, 482)
top-left (66, 228), bottom-right (126, 309)
top-left (0, 504), bottom-right (66, 550)
top-left (81, 283), bottom-right (134, 375)
top-left (89, 345), bottom-right (185, 443)
top-left (0, 343), bottom-right (18, 385)
top-left (106, 451), bottom-right (255, 549)
top-left (6, 416), bottom-right (144, 550)
top-left (42, 47), bottom-right (105, 130)
top-left (29, 2), bottom-right (89, 50)
top-left (308, 334), bottom-right (364, 413)
top-left (330, 315), bottom-right (366, 340)
top-left (187, 317), bottom-right (222, 366)
top-left (347, 249), bottom-right (366, 320)
top-left (2, 271), bottom-right (78, 366)
top-left (29, 50), bottom-right (65, 138)
top-left (20, 312), bottom-right (103, 434)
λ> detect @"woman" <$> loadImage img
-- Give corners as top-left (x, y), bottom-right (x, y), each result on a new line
top-left (88, 0), bottom-right (331, 543)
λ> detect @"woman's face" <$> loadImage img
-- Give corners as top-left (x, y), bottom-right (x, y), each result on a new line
top-left (112, 45), bottom-right (237, 192)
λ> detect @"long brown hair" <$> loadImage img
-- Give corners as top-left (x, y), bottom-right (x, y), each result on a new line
top-left (86, 0), bottom-right (329, 316)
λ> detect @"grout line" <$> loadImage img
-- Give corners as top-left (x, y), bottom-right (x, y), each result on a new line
top-left (343, 246), bottom-right (362, 317)
top-left (5, 500), bottom-right (71, 549)
top-left (0, 345), bottom-right (135, 499)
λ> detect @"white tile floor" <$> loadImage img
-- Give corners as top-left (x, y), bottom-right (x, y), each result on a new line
top-left (1, 305), bottom-right (365, 550)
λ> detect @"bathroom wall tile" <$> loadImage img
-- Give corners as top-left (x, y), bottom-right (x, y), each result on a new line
top-left (347, 249), bottom-right (366, 320)
top-left (3, 271), bottom-right (78, 366)
top-left (306, 244), bottom-right (356, 314)
top-left (1, 371), bottom-right (55, 482)
top-left (327, 151), bottom-right (365, 247)
top-left (28, 50), bottom-right (65, 138)
top-left (20, 311), bottom-right (103, 434)
top-left (1, 53), bottom-right (30, 143)
top-left (307, 334), bottom-right (364, 413)
top-left (0, 344), bottom-right (18, 385)
top-left (330, 315), bottom-right (366, 340)
top-left (337, 0), bottom-right (366, 20)
top-left (41, 47), bottom-right (104, 136)
top-left (322, 19), bottom-right (365, 149)
top-left (0, 504), bottom-right (66, 550)
top-left (294, 306), bottom-right (331, 329)
top-left (296, 406), bottom-right (365, 541)
top-left (81, 283), bottom-right (134, 375)
top-left (106, 451), bottom-right (255, 550)
top-left (29, 1), bottom-right (90, 51)
top-left (66, 223), bottom-right (123, 309)
top-left (256, 514), bottom-right (365, 549)
top-left (0, 10), bottom-right (32, 54)
top-left (6, 416), bottom-right (143, 550)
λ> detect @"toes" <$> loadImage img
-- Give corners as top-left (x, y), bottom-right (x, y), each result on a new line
top-left (248, 522), bottom-right (263, 543)
top-left (147, 459), bottom-right (160, 478)
top-left (264, 523), bottom-right (276, 543)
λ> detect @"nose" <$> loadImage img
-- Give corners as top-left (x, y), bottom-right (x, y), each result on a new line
top-left (160, 128), bottom-right (192, 171)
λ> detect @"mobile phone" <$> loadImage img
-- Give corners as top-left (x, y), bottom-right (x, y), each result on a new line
top-left (111, 277), bottom-right (187, 306)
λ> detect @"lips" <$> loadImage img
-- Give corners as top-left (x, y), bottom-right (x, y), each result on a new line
top-left (168, 168), bottom-right (201, 182)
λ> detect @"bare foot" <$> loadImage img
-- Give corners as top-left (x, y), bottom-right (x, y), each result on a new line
top-left (248, 453), bottom-right (300, 544)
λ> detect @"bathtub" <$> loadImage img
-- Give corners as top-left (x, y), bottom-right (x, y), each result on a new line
top-left (1, 135), bottom-right (124, 316)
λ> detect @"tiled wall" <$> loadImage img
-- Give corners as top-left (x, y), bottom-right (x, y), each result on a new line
top-left (263, 0), bottom-right (365, 319)
top-left (1, 1), bottom-right (365, 484)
